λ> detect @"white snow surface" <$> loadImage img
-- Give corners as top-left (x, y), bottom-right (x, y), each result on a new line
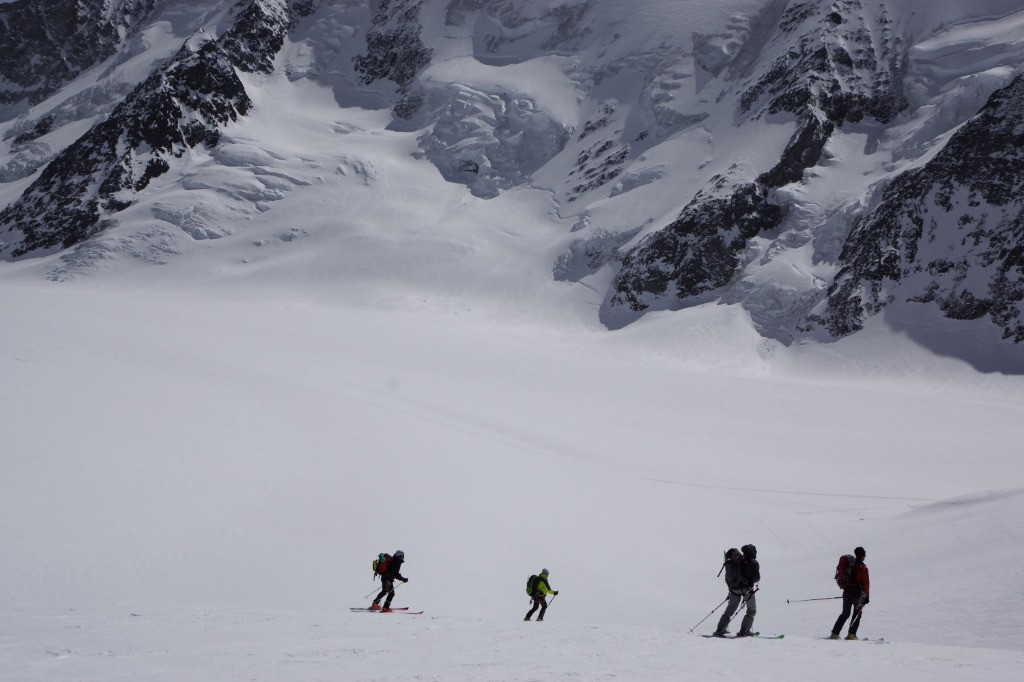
top-left (2, 275), bottom-right (1024, 679)
top-left (3, 0), bottom-right (1024, 679)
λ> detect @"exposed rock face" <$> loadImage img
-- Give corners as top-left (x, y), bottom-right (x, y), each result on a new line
top-left (353, 0), bottom-right (432, 119)
top-left (742, 0), bottom-right (906, 186)
top-left (807, 74), bottom-right (1024, 342)
top-left (0, 0), bottom-right (291, 258)
top-left (0, 0), bottom-right (155, 113)
top-left (608, 0), bottom-right (907, 314)
top-left (740, 0), bottom-right (905, 123)
top-left (220, 0), bottom-right (293, 74)
top-left (612, 179), bottom-right (783, 311)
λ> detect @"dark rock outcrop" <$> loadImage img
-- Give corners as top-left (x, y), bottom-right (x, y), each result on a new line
top-left (0, 0), bottom-right (291, 258)
top-left (608, 0), bottom-right (906, 314)
top-left (353, 0), bottom-right (432, 119)
top-left (743, 0), bottom-right (906, 185)
top-left (612, 180), bottom-right (783, 311)
top-left (220, 0), bottom-right (293, 74)
top-left (807, 74), bottom-right (1024, 342)
top-left (0, 0), bottom-right (155, 112)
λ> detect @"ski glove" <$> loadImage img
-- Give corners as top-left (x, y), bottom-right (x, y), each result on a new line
top-left (554, 591), bottom-right (559, 595)
top-left (400, 577), bottom-right (409, 583)
top-left (858, 594), bottom-right (869, 606)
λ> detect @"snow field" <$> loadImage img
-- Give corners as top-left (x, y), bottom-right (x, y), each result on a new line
top-left (4, 1), bottom-right (1024, 678)
top-left (2, 282), bottom-right (1023, 680)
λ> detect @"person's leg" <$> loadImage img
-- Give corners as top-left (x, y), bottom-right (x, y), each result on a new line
top-left (739, 593), bottom-right (757, 634)
top-left (525, 597), bottom-right (540, 620)
top-left (382, 578), bottom-right (396, 609)
top-left (831, 595), bottom-right (854, 636)
top-left (373, 578), bottom-right (391, 606)
top-left (715, 593), bottom-right (742, 635)
top-left (848, 603), bottom-right (864, 636)
top-left (537, 596), bottom-right (549, 621)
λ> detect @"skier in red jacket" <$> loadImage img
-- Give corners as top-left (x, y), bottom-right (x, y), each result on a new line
top-left (830, 546), bottom-right (870, 640)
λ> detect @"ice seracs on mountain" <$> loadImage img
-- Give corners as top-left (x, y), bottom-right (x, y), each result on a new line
top-left (2, 0), bottom-right (1024, 351)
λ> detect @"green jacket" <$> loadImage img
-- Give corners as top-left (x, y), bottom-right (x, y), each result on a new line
top-left (535, 575), bottom-right (554, 596)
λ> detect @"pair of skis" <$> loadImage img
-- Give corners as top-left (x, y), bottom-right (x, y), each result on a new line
top-left (703, 632), bottom-right (784, 640)
top-left (350, 607), bottom-right (424, 615)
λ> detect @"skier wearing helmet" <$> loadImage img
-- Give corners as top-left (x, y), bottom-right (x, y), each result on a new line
top-left (713, 544), bottom-right (760, 637)
top-left (525, 568), bottom-right (558, 621)
top-left (371, 549), bottom-right (408, 612)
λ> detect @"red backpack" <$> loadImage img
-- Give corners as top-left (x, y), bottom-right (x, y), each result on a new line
top-left (373, 553), bottom-right (391, 580)
top-left (835, 554), bottom-right (856, 588)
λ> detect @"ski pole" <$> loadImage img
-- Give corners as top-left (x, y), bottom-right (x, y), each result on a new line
top-left (364, 579), bottom-right (404, 600)
top-left (728, 588), bottom-right (758, 624)
top-left (787, 596), bottom-right (843, 604)
top-left (688, 596), bottom-right (730, 633)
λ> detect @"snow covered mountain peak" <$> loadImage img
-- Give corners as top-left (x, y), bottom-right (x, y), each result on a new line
top-left (2, 0), bottom-right (1024, 357)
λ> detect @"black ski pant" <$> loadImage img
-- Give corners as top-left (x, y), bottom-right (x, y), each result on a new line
top-left (525, 595), bottom-right (548, 621)
top-left (716, 590), bottom-right (756, 634)
top-left (374, 577), bottom-right (396, 608)
top-left (832, 591), bottom-right (864, 636)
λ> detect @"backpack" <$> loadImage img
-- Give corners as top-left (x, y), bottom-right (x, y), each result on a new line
top-left (373, 553), bottom-right (391, 580)
top-left (526, 574), bottom-right (540, 596)
top-left (718, 548), bottom-right (740, 577)
top-left (835, 554), bottom-right (856, 588)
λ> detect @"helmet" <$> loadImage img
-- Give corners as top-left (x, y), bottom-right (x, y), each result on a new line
top-left (394, 550), bottom-right (405, 559)
top-left (741, 544), bottom-right (757, 558)
top-left (540, 568), bottom-right (549, 576)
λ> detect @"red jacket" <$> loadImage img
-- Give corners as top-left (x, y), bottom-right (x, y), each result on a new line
top-left (851, 561), bottom-right (869, 596)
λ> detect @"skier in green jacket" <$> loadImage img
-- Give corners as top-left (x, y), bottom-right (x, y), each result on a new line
top-left (525, 569), bottom-right (558, 621)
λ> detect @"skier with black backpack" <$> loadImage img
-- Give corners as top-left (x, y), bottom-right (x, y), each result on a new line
top-left (829, 546), bottom-right (869, 639)
top-left (713, 544), bottom-right (760, 637)
top-left (524, 569), bottom-right (558, 621)
top-left (370, 550), bottom-right (408, 612)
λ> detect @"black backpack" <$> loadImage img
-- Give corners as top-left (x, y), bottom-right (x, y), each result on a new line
top-left (718, 548), bottom-right (740, 576)
top-left (526, 574), bottom-right (540, 596)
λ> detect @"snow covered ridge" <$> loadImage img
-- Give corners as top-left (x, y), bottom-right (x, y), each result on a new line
top-left (0, 0), bottom-right (290, 257)
top-left (2, 0), bottom-right (1024, 346)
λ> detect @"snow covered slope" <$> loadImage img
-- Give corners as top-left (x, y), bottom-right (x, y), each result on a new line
top-left (2, 0), bottom-right (1024, 355)
top-left (2, 281), bottom-right (1024, 679)
top-left (2, 4), bottom-right (1024, 677)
